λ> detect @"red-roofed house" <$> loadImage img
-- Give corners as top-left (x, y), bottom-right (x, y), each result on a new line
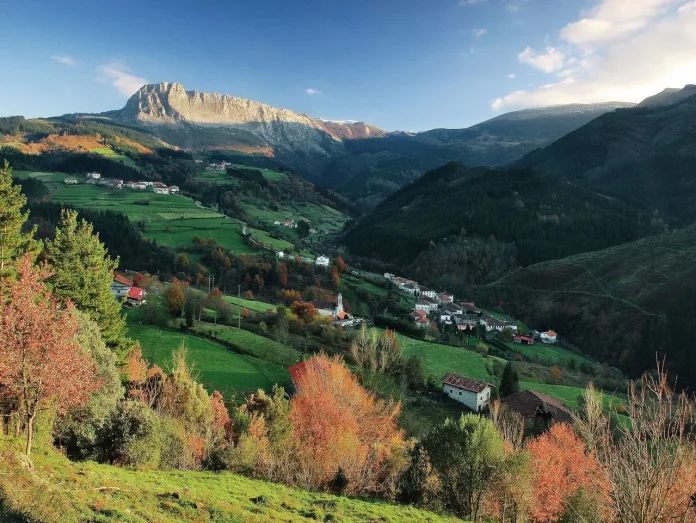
top-left (540, 330), bottom-right (558, 344)
top-left (437, 292), bottom-right (454, 304)
top-left (514, 335), bottom-right (535, 345)
top-left (111, 274), bottom-right (133, 299)
top-left (126, 287), bottom-right (146, 306)
top-left (441, 373), bottom-right (492, 412)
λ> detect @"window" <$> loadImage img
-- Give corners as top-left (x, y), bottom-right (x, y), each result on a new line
top-left (459, 391), bottom-right (462, 396)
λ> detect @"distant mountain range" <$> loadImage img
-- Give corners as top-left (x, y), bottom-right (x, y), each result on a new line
top-left (93, 82), bottom-right (634, 206)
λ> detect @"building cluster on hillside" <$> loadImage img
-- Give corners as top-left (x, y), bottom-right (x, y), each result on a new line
top-left (310, 292), bottom-right (366, 328)
top-left (387, 272), bottom-right (559, 343)
top-left (207, 161), bottom-right (231, 172)
top-left (275, 252), bottom-right (330, 267)
top-left (273, 219), bottom-right (297, 228)
top-left (110, 274), bottom-right (146, 308)
top-left (65, 172), bottom-right (179, 195)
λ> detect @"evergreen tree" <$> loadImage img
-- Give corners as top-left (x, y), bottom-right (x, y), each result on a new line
top-left (44, 209), bottom-right (126, 347)
top-left (0, 161), bottom-right (39, 278)
top-left (499, 362), bottom-right (520, 398)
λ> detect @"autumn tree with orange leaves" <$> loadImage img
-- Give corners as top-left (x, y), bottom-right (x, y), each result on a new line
top-left (0, 256), bottom-right (99, 456)
top-left (289, 354), bottom-right (407, 497)
top-left (527, 422), bottom-right (607, 522)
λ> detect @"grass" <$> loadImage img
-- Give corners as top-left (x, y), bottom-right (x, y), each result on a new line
top-left (342, 274), bottom-right (390, 297)
top-left (498, 340), bottom-right (594, 367)
top-left (221, 295), bottom-right (277, 313)
top-left (379, 330), bottom-right (500, 384)
top-left (0, 439), bottom-right (455, 523)
top-left (126, 313), bottom-right (290, 399)
top-left (90, 147), bottom-right (141, 170)
top-left (192, 323), bottom-right (298, 367)
top-left (520, 381), bottom-right (624, 412)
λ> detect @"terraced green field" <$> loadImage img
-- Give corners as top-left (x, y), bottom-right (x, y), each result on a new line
top-left (126, 313), bottom-right (290, 399)
top-left (221, 295), bottom-right (277, 313)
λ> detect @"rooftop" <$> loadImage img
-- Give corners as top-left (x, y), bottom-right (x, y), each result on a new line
top-left (441, 373), bottom-right (492, 393)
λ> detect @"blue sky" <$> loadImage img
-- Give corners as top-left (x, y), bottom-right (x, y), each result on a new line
top-left (2, 0), bottom-right (695, 131)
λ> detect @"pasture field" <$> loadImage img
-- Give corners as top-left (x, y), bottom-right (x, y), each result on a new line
top-left (0, 439), bottom-right (454, 523)
top-left (342, 274), bottom-right (390, 297)
top-left (90, 147), bottom-right (141, 170)
top-left (126, 312), bottom-right (290, 399)
top-left (499, 339), bottom-right (594, 367)
top-left (221, 294), bottom-right (276, 313)
top-left (380, 330), bottom-right (500, 383)
top-left (23, 178), bottom-right (296, 254)
top-left (244, 200), bottom-right (348, 232)
top-left (193, 323), bottom-right (298, 367)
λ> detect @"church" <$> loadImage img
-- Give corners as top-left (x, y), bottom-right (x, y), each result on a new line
top-left (310, 293), bottom-right (349, 320)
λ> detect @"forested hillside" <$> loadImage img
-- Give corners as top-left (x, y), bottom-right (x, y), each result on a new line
top-left (478, 225), bottom-right (696, 388)
top-left (343, 162), bottom-right (659, 295)
top-left (519, 88), bottom-right (696, 226)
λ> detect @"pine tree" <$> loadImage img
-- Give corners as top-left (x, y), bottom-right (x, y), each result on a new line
top-left (0, 161), bottom-right (39, 279)
top-left (44, 209), bottom-right (126, 347)
top-left (499, 362), bottom-right (520, 398)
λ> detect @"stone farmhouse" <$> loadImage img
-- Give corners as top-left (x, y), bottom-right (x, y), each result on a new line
top-left (441, 373), bottom-right (493, 412)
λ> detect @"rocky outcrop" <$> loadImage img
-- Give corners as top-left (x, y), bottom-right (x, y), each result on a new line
top-left (118, 83), bottom-right (386, 161)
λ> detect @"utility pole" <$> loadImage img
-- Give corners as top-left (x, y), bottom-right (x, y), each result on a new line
top-left (237, 284), bottom-right (241, 329)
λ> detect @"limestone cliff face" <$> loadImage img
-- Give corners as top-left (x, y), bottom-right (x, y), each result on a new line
top-left (119, 83), bottom-right (385, 158)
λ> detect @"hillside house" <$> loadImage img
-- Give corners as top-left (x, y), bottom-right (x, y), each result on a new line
top-left (501, 390), bottom-right (573, 429)
top-left (410, 310), bottom-right (430, 329)
top-left (420, 287), bottom-right (437, 299)
top-left (86, 172), bottom-right (101, 180)
top-left (111, 274), bottom-right (133, 299)
top-left (441, 373), bottom-right (492, 412)
top-left (113, 179), bottom-right (123, 187)
top-left (437, 292), bottom-right (454, 304)
top-left (415, 296), bottom-right (438, 313)
top-left (402, 282), bottom-right (419, 295)
top-left (438, 312), bottom-right (452, 323)
top-left (315, 255), bottom-right (330, 267)
top-left (64, 177), bottom-right (78, 185)
top-left (153, 187), bottom-right (169, 194)
top-left (153, 182), bottom-right (167, 188)
top-left (384, 273), bottom-right (396, 280)
top-left (125, 287), bottom-right (146, 307)
top-left (540, 330), bottom-right (558, 344)
top-left (480, 314), bottom-right (517, 333)
top-left (168, 185), bottom-right (179, 194)
top-left (442, 302), bottom-right (464, 316)
top-left (459, 302), bottom-right (481, 313)
top-left (513, 335), bottom-right (535, 345)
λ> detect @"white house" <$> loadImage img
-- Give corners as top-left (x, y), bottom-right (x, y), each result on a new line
top-left (111, 274), bottom-right (133, 299)
top-left (315, 255), bottom-right (330, 267)
top-left (64, 177), bottom-right (78, 185)
top-left (153, 187), bottom-right (169, 194)
top-left (86, 172), bottom-right (101, 180)
top-left (480, 314), bottom-right (517, 333)
top-left (540, 330), bottom-right (558, 344)
top-left (168, 186), bottom-right (179, 194)
top-left (437, 292), bottom-right (454, 304)
top-left (415, 297), bottom-right (438, 313)
top-left (420, 287), bottom-right (437, 299)
top-left (442, 373), bottom-right (493, 412)
top-left (402, 282), bottom-right (420, 295)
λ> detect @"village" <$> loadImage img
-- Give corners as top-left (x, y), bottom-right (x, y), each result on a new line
top-left (64, 171), bottom-right (180, 195)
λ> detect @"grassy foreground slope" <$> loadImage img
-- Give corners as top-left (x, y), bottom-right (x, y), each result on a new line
top-left (0, 440), bottom-right (456, 523)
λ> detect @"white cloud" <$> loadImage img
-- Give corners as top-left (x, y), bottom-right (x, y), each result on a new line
top-left (458, 0), bottom-right (486, 6)
top-left (51, 54), bottom-right (75, 66)
top-left (518, 46), bottom-right (565, 73)
top-left (97, 61), bottom-right (147, 97)
top-left (561, 0), bottom-right (679, 45)
top-left (473, 28), bottom-right (488, 38)
top-left (494, 0), bottom-right (696, 111)
top-left (507, 73), bottom-right (517, 79)
top-left (305, 88), bottom-right (322, 96)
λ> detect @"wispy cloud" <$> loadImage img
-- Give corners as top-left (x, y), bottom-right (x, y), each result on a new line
top-left (305, 88), bottom-right (322, 95)
top-left (518, 46), bottom-right (565, 73)
top-left (51, 54), bottom-right (76, 66)
top-left (507, 73), bottom-right (517, 79)
top-left (97, 61), bottom-right (147, 97)
top-left (458, 0), bottom-right (487, 6)
top-left (493, 0), bottom-right (696, 111)
top-left (473, 28), bottom-right (488, 38)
